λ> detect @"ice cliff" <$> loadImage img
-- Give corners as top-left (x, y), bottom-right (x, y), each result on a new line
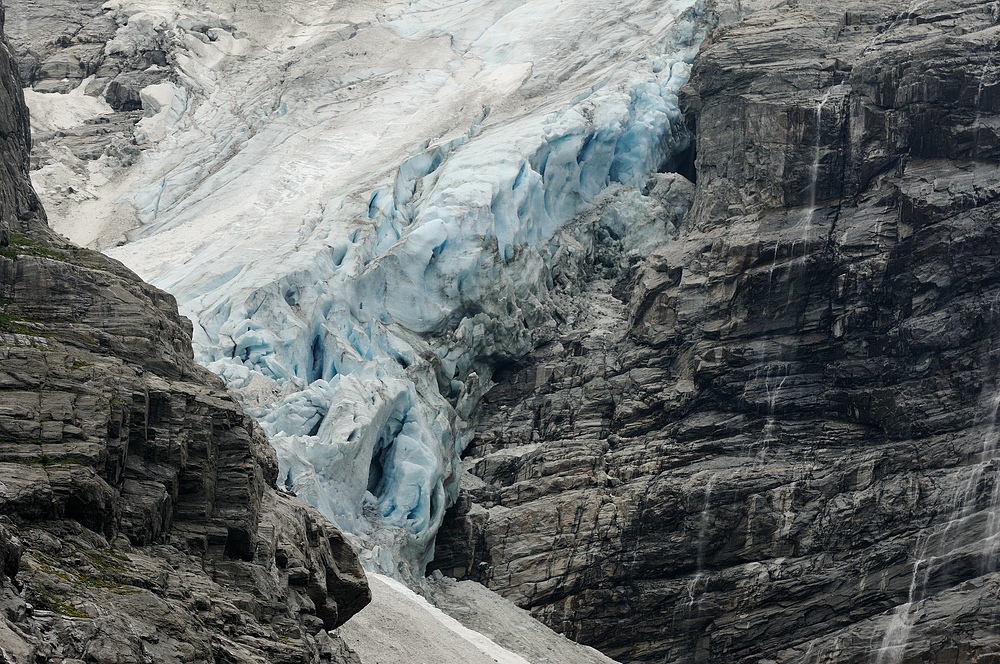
top-left (27, 0), bottom-right (718, 577)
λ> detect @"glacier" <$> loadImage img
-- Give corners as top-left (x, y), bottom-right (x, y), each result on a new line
top-left (36, 0), bottom-right (718, 577)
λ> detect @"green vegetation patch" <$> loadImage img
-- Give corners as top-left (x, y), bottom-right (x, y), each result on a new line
top-left (30, 587), bottom-right (89, 618)
top-left (0, 232), bottom-right (67, 261)
top-left (0, 453), bottom-right (79, 467)
top-left (0, 437), bottom-right (47, 447)
top-left (0, 310), bottom-right (31, 335)
top-left (0, 314), bottom-right (30, 335)
top-left (1, 232), bottom-right (108, 273)
top-left (29, 549), bottom-right (139, 596)
top-left (22, 453), bottom-right (84, 466)
top-left (0, 297), bottom-right (32, 336)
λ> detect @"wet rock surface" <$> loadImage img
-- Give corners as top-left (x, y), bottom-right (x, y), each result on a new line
top-left (0, 5), bottom-right (369, 661)
top-left (434, 1), bottom-right (1000, 662)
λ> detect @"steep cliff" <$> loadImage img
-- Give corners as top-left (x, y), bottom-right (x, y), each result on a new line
top-left (434, 1), bottom-right (1000, 662)
top-left (0, 4), bottom-right (370, 661)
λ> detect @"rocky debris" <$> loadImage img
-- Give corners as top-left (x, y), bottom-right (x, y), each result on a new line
top-left (4, 516), bottom-right (364, 664)
top-left (0, 5), bottom-right (370, 662)
top-left (435, 0), bottom-right (1000, 662)
top-left (29, 111), bottom-right (144, 166)
top-left (5, 0), bottom-right (176, 190)
top-left (5, 0), bottom-right (158, 100)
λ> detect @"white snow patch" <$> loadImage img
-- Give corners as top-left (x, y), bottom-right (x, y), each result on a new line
top-left (136, 82), bottom-right (187, 144)
top-left (338, 574), bottom-right (531, 664)
top-left (23, 78), bottom-right (113, 133)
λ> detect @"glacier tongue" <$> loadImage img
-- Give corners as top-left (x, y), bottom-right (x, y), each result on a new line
top-left (83, 0), bottom-right (715, 577)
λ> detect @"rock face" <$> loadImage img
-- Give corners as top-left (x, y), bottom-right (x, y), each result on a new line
top-left (434, 1), bottom-right (1000, 662)
top-left (7, 0), bottom-right (172, 106)
top-left (5, 0), bottom-right (118, 95)
top-left (0, 5), bottom-right (370, 662)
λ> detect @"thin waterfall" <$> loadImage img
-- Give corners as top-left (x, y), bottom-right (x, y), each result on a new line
top-left (687, 473), bottom-right (719, 613)
top-left (800, 89), bottom-right (833, 248)
top-left (755, 362), bottom-right (790, 463)
top-left (977, 393), bottom-right (1000, 573)
top-left (870, 381), bottom-right (1000, 661)
top-left (972, 36), bottom-right (997, 160)
top-left (871, 350), bottom-right (1000, 660)
top-left (873, 554), bottom-right (929, 664)
top-left (765, 89), bottom-right (829, 289)
top-left (675, 472), bottom-right (720, 663)
top-left (753, 89), bottom-right (835, 464)
top-left (867, 16), bottom-right (1000, 657)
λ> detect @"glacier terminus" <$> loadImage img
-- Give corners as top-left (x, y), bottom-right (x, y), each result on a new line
top-left (25, 0), bottom-right (717, 578)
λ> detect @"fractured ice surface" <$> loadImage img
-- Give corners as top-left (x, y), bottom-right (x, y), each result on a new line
top-left (51, 0), bottom-right (719, 576)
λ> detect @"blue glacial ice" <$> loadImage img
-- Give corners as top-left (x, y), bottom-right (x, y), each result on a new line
top-left (85, 0), bottom-right (720, 577)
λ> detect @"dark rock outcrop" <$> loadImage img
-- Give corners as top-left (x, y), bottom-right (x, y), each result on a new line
top-left (434, 1), bottom-right (1000, 662)
top-left (0, 5), bottom-right (369, 662)
top-left (0, 1), bottom-right (38, 238)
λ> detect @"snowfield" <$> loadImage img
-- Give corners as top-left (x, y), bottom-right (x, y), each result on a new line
top-left (28, 0), bottom-right (715, 578)
top-left (338, 573), bottom-right (618, 664)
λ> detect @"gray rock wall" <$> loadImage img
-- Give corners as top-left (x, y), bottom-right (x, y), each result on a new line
top-left (0, 3), bottom-right (370, 661)
top-left (434, 1), bottom-right (1000, 662)
top-left (0, 1), bottom-right (36, 245)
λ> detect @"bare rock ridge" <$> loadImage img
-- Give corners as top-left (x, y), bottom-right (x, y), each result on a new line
top-left (434, 1), bottom-right (1000, 662)
top-left (0, 4), bottom-right (370, 661)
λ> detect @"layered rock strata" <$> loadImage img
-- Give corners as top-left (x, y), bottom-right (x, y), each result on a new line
top-left (434, 1), bottom-right (1000, 662)
top-left (0, 4), bottom-right (370, 661)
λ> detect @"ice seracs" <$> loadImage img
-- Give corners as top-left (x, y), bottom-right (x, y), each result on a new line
top-left (32, 0), bottom-right (717, 578)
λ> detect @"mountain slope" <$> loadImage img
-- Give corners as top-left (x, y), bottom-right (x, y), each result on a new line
top-left (0, 4), bottom-right (370, 660)
top-left (434, 1), bottom-right (1000, 662)
top-left (12, 0), bottom-right (1000, 662)
top-left (10, 0), bottom-right (730, 578)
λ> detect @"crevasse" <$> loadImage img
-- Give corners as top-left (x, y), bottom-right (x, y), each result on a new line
top-left (104, 0), bottom-right (717, 577)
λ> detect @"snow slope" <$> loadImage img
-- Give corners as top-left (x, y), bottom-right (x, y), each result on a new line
top-left (338, 573), bottom-right (618, 664)
top-left (32, 0), bottom-right (717, 577)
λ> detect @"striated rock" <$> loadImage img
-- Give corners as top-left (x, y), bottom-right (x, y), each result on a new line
top-left (435, 1), bottom-right (1000, 662)
top-left (0, 5), bottom-right (369, 662)
top-left (0, 2), bottom-right (39, 237)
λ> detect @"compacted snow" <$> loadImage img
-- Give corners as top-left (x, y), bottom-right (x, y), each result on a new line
top-left (339, 574), bottom-right (618, 664)
top-left (27, 0), bottom-right (715, 577)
